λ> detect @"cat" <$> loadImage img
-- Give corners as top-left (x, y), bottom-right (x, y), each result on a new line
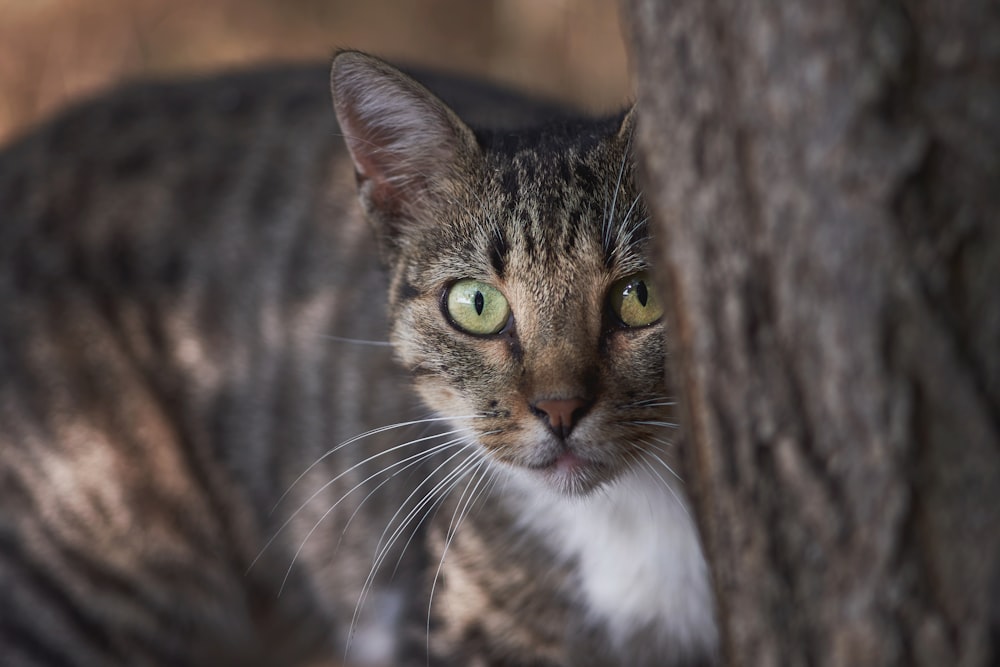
top-left (0, 50), bottom-right (717, 666)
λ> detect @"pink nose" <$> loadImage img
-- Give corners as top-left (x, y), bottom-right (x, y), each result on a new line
top-left (531, 398), bottom-right (593, 439)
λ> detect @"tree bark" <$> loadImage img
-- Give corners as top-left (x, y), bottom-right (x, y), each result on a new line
top-left (624, 1), bottom-right (1000, 665)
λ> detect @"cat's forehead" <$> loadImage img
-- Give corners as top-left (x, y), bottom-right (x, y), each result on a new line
top-left (489, 145), bottom-right (615, 204)
top-left (473, 134), bottom-right (648, 278)
top-left (400, 116), bottom-right (648, 292)
top-left (478, 119), bottom-right (628, 187)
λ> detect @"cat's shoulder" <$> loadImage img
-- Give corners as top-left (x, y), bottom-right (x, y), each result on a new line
top-left (0, 65), bottom-right (331, 165)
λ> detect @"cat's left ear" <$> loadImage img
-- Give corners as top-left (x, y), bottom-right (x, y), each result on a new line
top-left (331, 51), bottom-right (479, 242)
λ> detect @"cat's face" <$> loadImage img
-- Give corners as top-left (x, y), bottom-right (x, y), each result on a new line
top-left (333, 52), bottom-right (673, 496)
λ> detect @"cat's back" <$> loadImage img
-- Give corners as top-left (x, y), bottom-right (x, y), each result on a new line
top-left (0, 64), bottom-right (338, 279)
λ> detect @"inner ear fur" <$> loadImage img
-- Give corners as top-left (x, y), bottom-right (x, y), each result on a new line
top-left (330, 51), bottom-right (479, 225)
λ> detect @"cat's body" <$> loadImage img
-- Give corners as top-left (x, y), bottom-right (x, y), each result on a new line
top-left (0, 54), bottom-right (716, 666)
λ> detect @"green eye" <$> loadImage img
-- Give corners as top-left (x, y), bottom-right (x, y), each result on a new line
top-left (609, 271), bottom-right (663, 327)
top-left (445, 279), bottom-right (511, 335)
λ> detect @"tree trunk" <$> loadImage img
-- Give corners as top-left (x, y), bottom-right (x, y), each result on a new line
top-left (624, 1), bottom-right (1000, 665)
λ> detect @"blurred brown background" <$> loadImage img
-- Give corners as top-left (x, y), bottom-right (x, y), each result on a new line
top-left (0, 0), bottom-right (632, 143)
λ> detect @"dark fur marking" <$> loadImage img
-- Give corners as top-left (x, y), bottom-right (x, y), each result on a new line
top-left (0, 533), bottom-right (119, 662)
top-left (111, 148), bottom-right (155, 179)
top-left (214, 87), bottom-right (259, 120)
top-left (501, 168), bottom-right (519, 200)
top-left (107, 231), bottom-right (136, 285)
top-left (250, 159), bottom-right (290, 223)
top-left (506, 331), bottom-right (524, 362)
top-left (158, 254), bottom-right (186, 288)
top-left (559, 159), bottom-right (572, 183)
top-left (489, 227), bottom-right (509, 278)
top-left (562, 210), bottom-right (582, 256)
top-left (517, 211), bottom-right (536, 258)
top-left (282, 88), bottom-right (320, 119)
top-left (0, 171), bottom-right (27, 214)
top-left (0, 620), bottom-right (79, 667)
top-left (108, 99), bottom-right (144, 129)
top-left (520, 159), bottom-right (537, 183)
top-left (574, 163), bottom-right (598, 192)
top-left (163, 91), bottom-right (196, 123)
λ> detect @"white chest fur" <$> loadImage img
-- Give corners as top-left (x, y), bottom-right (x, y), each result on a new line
top-left (509, 469), bottom-right (718, 660)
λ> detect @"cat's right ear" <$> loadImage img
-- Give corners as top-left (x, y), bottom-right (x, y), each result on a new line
top-left (331, 51), bottom-right (478, 244)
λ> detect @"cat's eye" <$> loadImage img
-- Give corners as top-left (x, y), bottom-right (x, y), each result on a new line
top-left (609, 272), bottom-right (663, 328)
top-left (445, 279), bottom-right (511, 335)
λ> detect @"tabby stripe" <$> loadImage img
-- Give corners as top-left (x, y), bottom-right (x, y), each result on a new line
top-left (500, 168), bottom-right (519, 200)
top-left (0, 621), bottom-right (77, 667)
top-left (0, 533), bottom-right (119, 665)
top-left (489, 227), bottom-right (509, 279)
top-left (39, 521), bottom-right (228, 665)
top-left (396, 278), bottom-right (420, 303)
top-left (517, 211), bottom-right (536, 258)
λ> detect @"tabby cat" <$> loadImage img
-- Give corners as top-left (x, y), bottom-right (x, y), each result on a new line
top-left (0, 51), bottom-right (717, 666)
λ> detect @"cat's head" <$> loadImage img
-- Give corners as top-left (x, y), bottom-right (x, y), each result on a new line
top-left (332, 52), bottom-right (672, 496)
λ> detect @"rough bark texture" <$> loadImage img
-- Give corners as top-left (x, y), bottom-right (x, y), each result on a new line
top-left (625, 1), bottom-right (1000, 665)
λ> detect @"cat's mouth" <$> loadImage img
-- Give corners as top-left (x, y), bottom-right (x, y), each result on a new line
top-left (524, 448), bottom-right (612, 495)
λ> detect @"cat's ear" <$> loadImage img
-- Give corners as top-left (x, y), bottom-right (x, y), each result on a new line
top-left (331, 51), bottom-right (479, 226)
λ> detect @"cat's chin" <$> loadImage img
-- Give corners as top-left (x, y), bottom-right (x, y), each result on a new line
top-left (524, 450), bottom-right (613, 497)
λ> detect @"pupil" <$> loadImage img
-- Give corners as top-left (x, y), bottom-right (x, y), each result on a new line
top-left (636, 281), bottom-right (649, 307)
top-left (474, 291), bottom-right (485, 315)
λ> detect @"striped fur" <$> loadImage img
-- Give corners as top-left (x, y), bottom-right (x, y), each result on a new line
top-left (0, 53), bottom-right (716, 666)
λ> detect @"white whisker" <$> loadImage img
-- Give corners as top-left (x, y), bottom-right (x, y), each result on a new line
top-left (360, 443), bottom-right (479, 561)
top-left (273, 415), bottom-right (484, 512)
top-left (248, 428), bottom-right (473, 574)
top-left (318, 334), bottom-right (393, 347)
top-left (337, 438), bottom-right (472, 551)
top-left (641, 444), bottom-right (684, 485)
top-left (273, 434), bottom-right (474, 593)
top-left (348, 445), bottom-right (486, 656)
top-left (630, 420), bottom-right (680, 429)
top-left (326, 436), bottom-right (472, 552)
top-left (385, 429), bottom-right (500, 577)
top-left (603, 139), bottom-right (631, 252)
top-left (638, 456), bottom-right (690, 521)
top-left (621, 396), bottom-right (675, 409)
top-left (367, 443), bottom-right (485, 578)
top-left (620, 192), bottom-right (643, 227)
